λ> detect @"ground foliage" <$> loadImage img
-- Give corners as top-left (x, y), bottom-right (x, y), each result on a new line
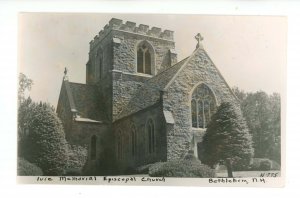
top-left (17, 157), bottom-right (43, 176)
top-left (149, 151), bottom-right (215, 177)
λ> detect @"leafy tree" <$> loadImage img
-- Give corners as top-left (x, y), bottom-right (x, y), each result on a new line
top-left (18, 73), bottom-right (33, 104)
top-left (232, 88), bottom-right (281, 164)
top-left (232, 86), bottom-right (247, 101)
top-left (202, 102), bottom-right (254, 177)
top-left (18, 101), bottom-right (68, 175)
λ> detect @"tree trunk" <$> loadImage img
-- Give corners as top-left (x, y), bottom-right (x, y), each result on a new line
top-left (226, 158), bottom-right (233, 178)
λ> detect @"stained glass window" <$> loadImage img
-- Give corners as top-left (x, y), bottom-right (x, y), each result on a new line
top-left (191, 84), bottom-right (216, 128)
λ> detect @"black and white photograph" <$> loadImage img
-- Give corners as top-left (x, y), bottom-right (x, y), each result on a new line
top-left (16, 13), bottom-right (285, 186)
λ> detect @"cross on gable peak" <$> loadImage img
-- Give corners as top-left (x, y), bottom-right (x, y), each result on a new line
top-left (63, 67), bottom-right (69, 81)
top-left (195, 33), bottom-right (204, 49)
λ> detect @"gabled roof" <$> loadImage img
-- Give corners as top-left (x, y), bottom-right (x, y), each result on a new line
top-left (63, 80), bottom-right (106, 122)
top-left (116, 46), bottom-right (238, 121)
top-left (116, 57), bottom-right (189, 120)
top-left (116, 84), bottom-right (160, 120)
top-left (146, 57), bottom-right (189, 90)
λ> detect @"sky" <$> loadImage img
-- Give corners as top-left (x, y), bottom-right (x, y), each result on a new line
top-left (18, 13), bottom-right (286, 107)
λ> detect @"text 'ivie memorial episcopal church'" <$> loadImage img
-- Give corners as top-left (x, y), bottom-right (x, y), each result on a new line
top-left (56, 18), bottom-right (238, 175)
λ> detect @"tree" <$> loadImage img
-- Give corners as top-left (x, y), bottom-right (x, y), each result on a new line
top-left (18, 73), bottom-right (33, 104)
top-left (202, 102), bottom-right (254, 177)
top-left (233, 88), bottom-right (281, 164)
top-left (18, 101), bottom-right (69, 175)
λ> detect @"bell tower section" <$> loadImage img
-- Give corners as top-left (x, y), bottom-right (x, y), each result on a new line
top-left (86, 18), bottom-right (178, 121)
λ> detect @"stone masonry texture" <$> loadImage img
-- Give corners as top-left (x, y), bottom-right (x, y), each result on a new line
top-left (57, 18), bottom-right (239, 175)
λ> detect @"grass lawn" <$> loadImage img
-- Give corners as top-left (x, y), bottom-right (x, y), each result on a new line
top-left (216, 170), bottom-right (281, 178)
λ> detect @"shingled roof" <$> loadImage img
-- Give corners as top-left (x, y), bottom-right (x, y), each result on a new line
top-left (64, 81), bottom-right (106, 122)
top-left (116, 57), bottom-right (189, 120)
top-left (146, 57), bottom-right (189, 90)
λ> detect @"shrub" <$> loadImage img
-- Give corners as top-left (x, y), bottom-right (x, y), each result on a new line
top-left (66, 144), bottom-right (88, 174)
top-left (18, 101), bottom-right (68, 175)
top-left (18, 157), bottom-right (43, 176)
top-left (232, 158), bottom-right (252, 171)
top-left (260, 160), bottom-right (271, 171)
top-left (63, 168), bottom-right (82, 176)
top-left (250, 158), bottom-right (280, 171)
top-left (149, 152), bottom-right (215, 178)
top-left (271, 160), bottom-right (281, 170)
top-left (136, 164), bottom-right (154, 174)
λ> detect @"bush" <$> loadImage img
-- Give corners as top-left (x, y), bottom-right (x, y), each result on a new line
top-left (271, 160), bottom-right (281, 170)
top-left (66, 144), bottom-right (88, 174)
top-left (260, 160), bottom-right (271, 171)
top-left (232, 158), bottom-right (252, 171)
top-left (63, 168), bottom-right (82, 176)
top-left (18, 101), bottom-right (68, 175)
top-left (136, 164), bottom-right (155, 174)
top-left (149, 152), bottom-right (215, 178)
top-left (18, 157), bottom-right (43, 176)
top-left (250, 158), bottom-right (281, 171)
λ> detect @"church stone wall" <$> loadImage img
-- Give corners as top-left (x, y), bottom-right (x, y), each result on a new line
top-left (89, 32), bottom-right (114, 121)
top-left (70, 121), bottom-right (107, 146)
top-left (112, 72), bottom-right (150, 121)
top-left (112, 30), bottom-right (177, 74)
top-left (109, 20), bottom-right (177, 122)
top-left (87, 18), bottom-right (177, 122)
top-left (113, 104), bottom-right (167, 173)
top-left (163, 48), bottom-right (239, 161)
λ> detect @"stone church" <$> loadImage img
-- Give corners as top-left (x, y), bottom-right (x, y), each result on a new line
top-left (56, 18), bottom-right (238, 175)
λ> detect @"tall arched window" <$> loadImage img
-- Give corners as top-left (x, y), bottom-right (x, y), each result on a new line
top-left (146, 119), bottom-right (155, 154)
top-left (117, 130), bottom-right (123, 160)
top-left (191, 84), bottom-right (216, 128)
top-left (137, 41), bottom-right (154, 75)
top-left (131, 125), bottom-right (137, 157)
top-left (91, 135), bottom-right (97, 160)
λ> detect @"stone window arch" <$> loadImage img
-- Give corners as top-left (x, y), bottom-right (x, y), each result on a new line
top-left (91, 135), bottom-right (97, 160)
top-left (136, 41), bottom-right (155, 75)
top-left (131, 124), bottom-right (137, 157)
top-left (117, 130), bottom-right (123, 160)
top-left (146, 119), bottom-right (155, 154)
top-left (191, 84), bottom-right (217, 129)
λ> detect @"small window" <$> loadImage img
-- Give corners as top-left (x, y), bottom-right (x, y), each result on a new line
top-left (131, 125), bottom-right (137, 157)
top-left (146, 119), bottom-right (155, 154)
top-left (91, 135), bottom-right (97, 160)
top-left (117, 130), bottom-right (123, 160)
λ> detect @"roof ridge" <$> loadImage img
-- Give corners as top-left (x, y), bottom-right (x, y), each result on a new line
top-left (146, 56), bottom-right (189, 83)
top-left (201, 50), bottom-right (239, 101)
top-left (68, 81), bottom-right (98, 88)
top-left (64, 80), bottom-right (77, 113)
